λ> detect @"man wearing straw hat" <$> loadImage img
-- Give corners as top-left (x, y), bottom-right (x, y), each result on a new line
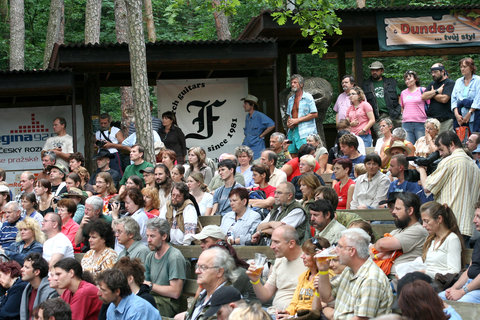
top-left (242, 94), bottom-right (275, 160)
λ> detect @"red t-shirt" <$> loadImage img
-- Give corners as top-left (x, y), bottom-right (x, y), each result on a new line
top-left (61, 280), bottom-right (103, 320)
top-left (28, 288), bottom-right (38, 319)
top-left (334, 179), bottom-right (355, 210)
top-left (252, 185), bottom-right (276, 198)
top-left (286, 157), bottom-right (321, 181)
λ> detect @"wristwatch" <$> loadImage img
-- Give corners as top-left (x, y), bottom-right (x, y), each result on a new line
top-left (463, 286), bottom-right (469, 294)
top-left (435, 89), bottom-right (439, 95)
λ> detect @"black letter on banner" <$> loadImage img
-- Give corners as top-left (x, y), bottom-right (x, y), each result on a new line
top-left (185, 100), bottom-right (225, 140)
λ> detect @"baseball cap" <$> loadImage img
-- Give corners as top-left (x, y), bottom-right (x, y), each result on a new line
top-left (0, 185), bottom-right (9, 193)
top-left (369, 61), bottom-right (384, 69)
top-left (241, 94), bottom-right (258, 105)
top-left (192, 225), bottom-right (226, 241)
top-left (140, 167), bottom-right (155, 174)
top-left (204, 286), bottom-right (243, 318)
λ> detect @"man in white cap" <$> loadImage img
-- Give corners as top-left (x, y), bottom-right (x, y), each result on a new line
top-left (192, 225), bottom-right (226, 250)
top-left (363, 61), bottom-right (402, 134)
top-left (242, 94), bottom-right (275, 160)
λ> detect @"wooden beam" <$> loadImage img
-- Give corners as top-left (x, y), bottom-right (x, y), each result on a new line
top-left (324, 47), bottom-right (480, 59)
top-left (353, 36), bottom-right (363, 87)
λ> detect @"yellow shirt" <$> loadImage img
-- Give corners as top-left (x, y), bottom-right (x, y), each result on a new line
top-left (286, 269), bottom-right (315, 315)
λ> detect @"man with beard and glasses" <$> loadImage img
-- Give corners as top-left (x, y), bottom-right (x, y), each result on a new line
top-left (144, 218), bottom-right (187, 317)
top-left (160, 182), bottom-right (199, 245)
top-left (421, 63), bottom-right (456, 133)
top-left (418, 131), bottom-right (480, 244)
top-left (155, 164), bottom-right (172, 212)
top-left (315, 228), bottom-right (393, 319)
top-left (286, 74), bottom-right (318, 157)
top-left (373, 192), bottom-right (428, 277)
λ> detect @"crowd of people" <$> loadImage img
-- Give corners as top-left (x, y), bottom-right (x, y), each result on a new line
top-left (0, 60), bottom-right (479, 320)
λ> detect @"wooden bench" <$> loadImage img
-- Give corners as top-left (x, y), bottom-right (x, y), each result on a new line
top-left (338, 209), bottom-right (394, 221)
top-left (174, 245), bottom-right (275, 260)
top-left (365, 147), bottom-right (375, 154)
top-left (320, 173), bottom-right (333, 187)
top-left (199, 215), bottom-right (221, 226)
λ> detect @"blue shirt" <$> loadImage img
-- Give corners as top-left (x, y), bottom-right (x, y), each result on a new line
top-left (106, 293), bottom-right (161, 320)
top-left (243, 111), bottom-right (275, 159)
top-left (387, 179), bottom-right (433, 203)
top-left (220, 208), bottom-right (262, 245)
top-left (236, 166), bottom-right (254, 188)
top-left (0, 218), bottom-right (22, 249)
top-left (213, 182), bottom-right (243, 216)
top-left (287, 91), bottom-right (318, 139)
top-left (451, 74), bottom-right (480, 122)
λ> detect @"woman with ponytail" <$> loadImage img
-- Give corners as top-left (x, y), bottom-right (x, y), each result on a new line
top-left (420, 201), bottom-right (465, 279)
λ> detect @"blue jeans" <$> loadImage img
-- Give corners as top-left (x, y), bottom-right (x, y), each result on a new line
top-left (439, 279), bottom-right (480, 303)
top-left (402, 122), bottom-right (425, 144)
top-left (359, 134), bottom-right (373, 147)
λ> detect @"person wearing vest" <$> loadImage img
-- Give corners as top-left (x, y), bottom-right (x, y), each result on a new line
top-left (250, 182), bottom-right (307, 245)
top-left (161, 182), bottom-right (200, 245)
top-left (363, 61), bottom-right (402, 135)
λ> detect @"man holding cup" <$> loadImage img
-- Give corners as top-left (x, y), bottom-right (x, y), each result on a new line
top-left (246, 225), bottom-right (306, 311)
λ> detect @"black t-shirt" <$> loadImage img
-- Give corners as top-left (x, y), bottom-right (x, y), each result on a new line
top-left (468, 237), bottom-right (480, 279)
top-left (425, 78), bottom-right (455, 120)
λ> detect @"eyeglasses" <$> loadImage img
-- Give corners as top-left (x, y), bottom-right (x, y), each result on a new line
top-left (310, 237), bottom-right (323, 250)
top-left (347, 93), bottom-right (358, 96)
top-left (196, 265), bottom-right (220, 272)
top-left (337, 243), bottom-right (354, 250)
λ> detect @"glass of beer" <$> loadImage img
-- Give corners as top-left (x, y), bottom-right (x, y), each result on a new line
top-left (314, 246), bottom-right (338, 262)
top-left (251, 253), bottom-right (267, 276)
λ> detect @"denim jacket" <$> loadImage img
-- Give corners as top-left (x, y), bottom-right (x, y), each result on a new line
top-left (4, 240), bottom-right (43, 265)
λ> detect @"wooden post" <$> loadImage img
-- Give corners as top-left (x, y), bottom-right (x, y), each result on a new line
top-left (353, 36), bottom-right (363, 87)
top-left (83, 73), bottom-right (100, 172)
top-left (337, 50), bottom-right (346, 92)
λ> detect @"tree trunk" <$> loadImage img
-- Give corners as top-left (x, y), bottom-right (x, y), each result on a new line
top-left (9, 0), bottom-right (24, 70)
top-left (43, 0), bottom-right (64, 69)
top-left (143, 0), bottom-right (155, 42)
top-left (124, 0), bottom-right (154, 163)
top-left (212, 0), bottom-right (231, 40)
top-left (0, 0), bottom-right (8, 22)
top-left (85, 0), bottom-right (102, 44)
top-left (115, 0), bottom-right (135, 136)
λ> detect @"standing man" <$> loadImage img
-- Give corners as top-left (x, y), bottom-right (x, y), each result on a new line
top-left (334, 75), bottom-right (356, 125)
top-left (259, 150), bottom-right (287, 188)
top-left (144, 218), bottom-right (187, 317)
top-left (421, 63), bottom-right (456, 133)
top-left (374, 192), bottom-right (428, 276)
top-left (270, 132), bottom-right (290, 169)
top-left (363, 61), bottom-right (402, 133)
top-left (286, 74), bottom-right (318, 157)
top-left (95, 113), bottom-right (124, 174)
top-left (309, 199), bottom-right (345, 245)
top-left (114, 217), bottom-right (150, 263)
top-left (118, 144), bottom-right (154, 194)
top-left (42, 117), bottom-right (73, 170)
top-left (20, 253), bottom-right (59, 320)
top-left (97, 269), bottom-right (161, 320)
top-left (242, 94), bottom-right (275, 160)
top-left (316, 228), bottom-right (393, 319)
top-left (211, 159), bottom-right (243, 216)
top-left (89, 149), bottom-right (121, 189)
top-left (418, 131), bottom-right (480, 242)
top-left (42, 213), bottom-right (74, 268)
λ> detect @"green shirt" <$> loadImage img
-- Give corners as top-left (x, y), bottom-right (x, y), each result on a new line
top-left (373, 80), bottom-right (401, 115)
top-left (119, 161), bottom-right (154, 185)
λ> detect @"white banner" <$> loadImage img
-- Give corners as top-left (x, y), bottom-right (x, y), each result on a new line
top-left (1, 105), bottom-right (84, 195)
top-left (157, 78), bottom-right (248, 161)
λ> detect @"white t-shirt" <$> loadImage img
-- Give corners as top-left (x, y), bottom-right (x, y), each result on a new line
top-left (43, 134), bottom-right (74, 169)
top-left (43, 232), bottom-right (74, 262)
top-left (95, 126), bottom-right (121, 153)
top-left (425, 232), bottom-right (462, 278)
top-left (198, 193), bottom-right (213, 216)
top-left (159, 204), bottom-right (198, 245)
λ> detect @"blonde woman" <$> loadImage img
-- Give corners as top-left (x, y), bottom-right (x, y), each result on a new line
top-left (186, 172), bottom-right (213, 216)
top-left (141, 186), bottom-right (160, 217)
top-left (414, 118), bottom-right (440, 158)
top-left (1, 217), bottom-right (44, 265)
top-left (185, 146), bottom-right (213, 185)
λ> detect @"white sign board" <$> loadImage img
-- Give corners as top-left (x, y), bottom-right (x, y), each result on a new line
top-left (157, 78), bottom-right (248, 161)
top-left (1, 105), bottom-right (84, 195)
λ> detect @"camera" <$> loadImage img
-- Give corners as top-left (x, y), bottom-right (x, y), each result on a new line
top-left (95, 140), bottom-right (107, 147)
top-left (405, 151), bottom-right (441, 182)
top-left (52, 195), bottom-right (63, 204)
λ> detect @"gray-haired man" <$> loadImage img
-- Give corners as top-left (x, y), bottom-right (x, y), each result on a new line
top-left (114, 217), bottom-right (150, 263)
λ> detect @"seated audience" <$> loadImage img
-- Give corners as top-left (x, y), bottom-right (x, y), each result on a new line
top-left (75, 196), bottom-right (112, 252)
top-left (1, 217), bottom-right (44, 265)
top-left (306, 133), bottom-right (328, 174)
top-left (279, 237), bottom-right (330, 317)
top-left (259, 150), bottom-right (287, 188)
top-left (381, 127), bottom-right (415, 168)
top-left (35, 179), bottom-right (55, 216)
top-left (38, 297), bottom-right (72, 320)
top-left (113, 217), bottom-right (150, 263)
top-left (160, 149), bottom-right (177, 172)
top-left (208, 154), bottom-right (245, 192)
top-left (89, 149), bottom-right (121, 189)
top-left (229, 303), bottom-right (271, 320)
top-left (96, 269), bottom-right (160, 320)
top-left (63, 188), bottom-right (86, 224)
top-left (247, 225), bottom-right (307, 310)
top-left (211, 159), bottom-right (243, 216)
top-left (315, 228), bottom-right (393, 318)
top-left (374, 118), bottom-right (394, 155)
top-left (309, 199), bottom-right (346, 245)
top-left (114, 257), bottom-right (156, 307)
top-left (201, 286), bottom-right (244, 320)
top-left (21, 192), bottom-right (43, 226)
top-left (81, 220), bottom-right (117, 278)
top-left (54, 258), bottom-right (103, 320)
top-left (95, 172), bottom-right (118, 215)
top-left (439, 201), bottom-right (480, 303)
top-left (0, 261), bottom-right (28, 318)
top-left (314, 186), bottom-right (363, 229)
top-left (291, 155), bottom-right (325, 199)
top-left (141, 186), bottom-right (160, 217)
top-left (75, 167), bottom-right (95, 196)
top-left (144, 218), bottom-right (187, 317)
top-left (337, 133), bottom-right (365, 178)
top-left (20, 253), bottom-right (59, 320)
top-left (249, 164), bottom-right (276, 209)
top-left (41, 213), bottom-right (74, 268)
top-left (185, 147), bottom-right (214, 185)
top-left (192, 225), bottom-right (226, 250)
top-left (220, 188), bottom-right (261, 245)
top-left (171, 165), bottom-right (185, 183)
top-left (1, 201), bottom-right (23, 248)
top-left (187, 172), bottom-right (213, 216)
top-left (414, 118), bottom-right (441, 157)
top-left (282, 144), bottom-right (320, 182)
top-left (421, 202), bottom-right (464, 279)
top-left (155, 164), bottom-right (173, 211)
top-left (140, 166), bottom-right (156, 189)
top-left (350, 154), bottom-right (390, 209)
top-left (57, 199), bottom-right (80, 252)
top-left (235, 145), bottom-right (255, 188)
top-left (160, 182), bottom-right (199, 245)
top-left (373, 192), bottom-right (428, 276)
top-left (331, 158), bottom-right (355, 210)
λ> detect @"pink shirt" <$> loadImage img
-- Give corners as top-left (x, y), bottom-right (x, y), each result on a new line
top-left (400, 87), bottom-right (428, 123)
top-left (334, 92), bottom-right (350, 121)
top-left (346, 101), bottom-right (374, 135)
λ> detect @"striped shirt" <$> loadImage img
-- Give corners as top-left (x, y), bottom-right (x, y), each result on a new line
top-left (425, 148), bottom-right (480, 236)
top-left (332, 258), bottom-right (393, 319)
